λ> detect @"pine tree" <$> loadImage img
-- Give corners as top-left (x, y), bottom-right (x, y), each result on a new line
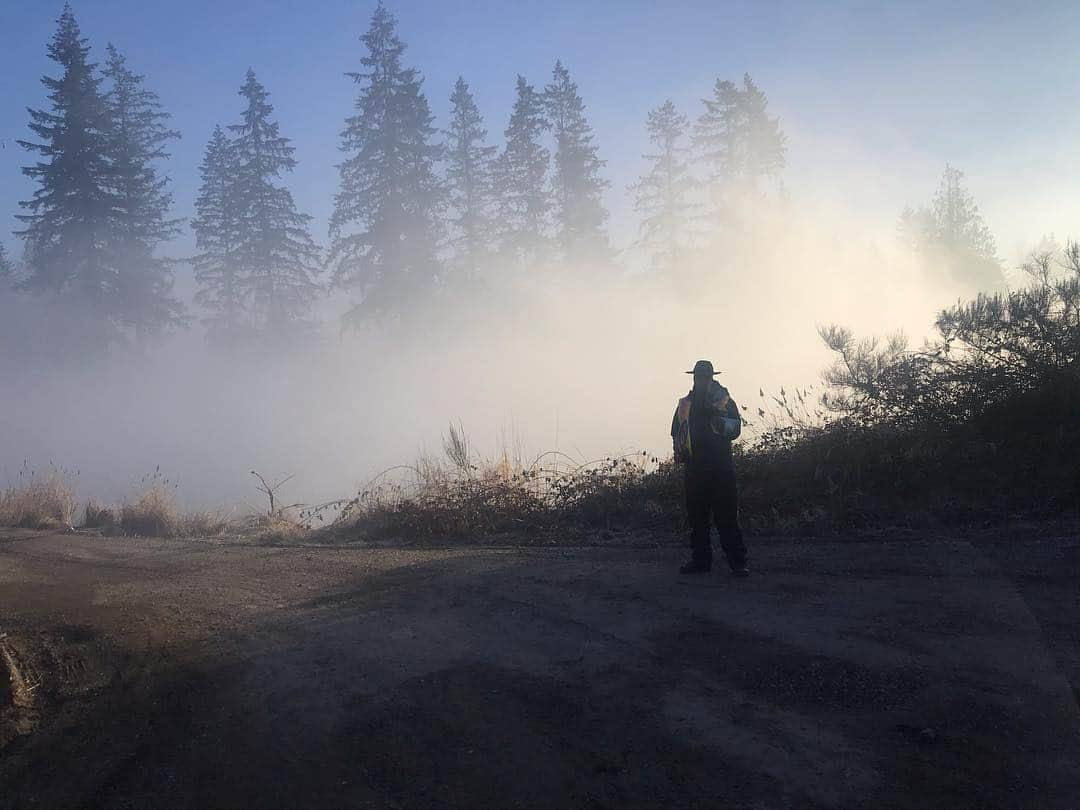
top-left (630, 101), bottom-right (695, 274)
top-left (228, 70), bottom-right (321, 338)
top-left (329, 2), bottom-right (444, 324)
top-left (444, 76), bottom-right (497, 281)
top-left (0, 243), bottom-right (15, 286)
top-left (737, 74), bottom-right (786, 184)
top-left (192, 125), bottom-right (246, 344)
top-left (544, 61), bottom-right (610, 264)
top-left (897, 205), bottom-right (936, 255)
top-left (900, 164), bottom-right (1003, 290)
top-left (493, 75), bottom-right (551, 267)
top-left (16, 4), bottom-right (117, 342)
top-left (692, 78), bottom-right (740, 190)
top-left (693, 73), bottom-right (786, 204)
top-left (102, 44), bottom-right (185, 342)
top-left (931, 164), bottom-right (997, 260)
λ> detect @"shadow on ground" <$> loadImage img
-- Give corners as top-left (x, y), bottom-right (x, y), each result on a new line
top-left (1, 530), bottom-right (1078, 808)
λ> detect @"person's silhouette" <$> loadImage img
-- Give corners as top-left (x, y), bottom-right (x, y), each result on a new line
top-left (671, 359), bottom-right (749, 577)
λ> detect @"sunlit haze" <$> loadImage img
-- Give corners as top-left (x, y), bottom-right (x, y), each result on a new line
top-left (2, 0), bottom-right (1077, 508)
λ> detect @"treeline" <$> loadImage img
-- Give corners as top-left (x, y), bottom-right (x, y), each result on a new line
top-left (13, 21), bottom-right (185, 348)
top-left (2, 3), bottom-right (1004, 354)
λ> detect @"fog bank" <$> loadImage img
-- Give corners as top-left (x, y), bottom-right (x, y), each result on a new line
top-left (1, 198), bottom-right (961, 513)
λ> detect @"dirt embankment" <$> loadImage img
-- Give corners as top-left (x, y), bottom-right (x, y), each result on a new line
top-left (1, 528), bottom-right (1079, 808)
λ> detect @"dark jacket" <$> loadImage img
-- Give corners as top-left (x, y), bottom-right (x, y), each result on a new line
top-left (671, 382), bottom-right (741, 469)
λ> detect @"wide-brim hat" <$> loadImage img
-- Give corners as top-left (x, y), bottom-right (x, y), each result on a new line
top-left (685, 359), bottom-right (720, 375)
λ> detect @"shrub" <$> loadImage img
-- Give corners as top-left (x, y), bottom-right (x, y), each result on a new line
top-left (0, 465), bottom-right (77, 529)
top-left (180, 509), bottom-right (238, 538)
top-left (245, 510), bottom-right (308, 544)
top-left (120, 484), bottom-right (181, 537)
top-left (809, 246), bottom-right (1080, 521)
top-left (82, 499), bottom-right (118, 530)
top-left (820, 246), bottom-right (1080, 428)
top-left (327, 436), bottom-right (681, 543)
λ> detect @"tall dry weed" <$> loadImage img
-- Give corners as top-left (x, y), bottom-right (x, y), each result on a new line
top-left (0, 463), bottom-right (77, 529)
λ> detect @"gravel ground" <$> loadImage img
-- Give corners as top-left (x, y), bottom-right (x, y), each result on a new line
top-left (1, 528), bottom-right (1078, 808)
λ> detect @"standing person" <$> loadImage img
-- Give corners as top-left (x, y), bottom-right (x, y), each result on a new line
top-left (671, 360), bottom-right (749, 577)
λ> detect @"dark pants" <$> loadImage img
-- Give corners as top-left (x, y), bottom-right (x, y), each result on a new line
top-left (685, 466), bottom-right (747, 570)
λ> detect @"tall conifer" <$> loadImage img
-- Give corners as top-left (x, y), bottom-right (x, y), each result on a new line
top-left (899, 164), bottom-right (1003, 290)
top-left (693, 73), bottom-right (786, 206)
top-left (493, 75), bottom-right (551, 267)
top-left (192, 125), bottom-right (246, 344)
top-left (630, 101), bottom-right (695, 273)
top-left (17, 4), bottom-right (116, 343)
top-left (329, 2), bottom-right (444, 323)
top-left (444, 77), bottom-right (497, 280)
top-left (0, 243), bottom-right (15, 286)
top-left (738, 75), bottom-right (786, 183)
top-left (228, 70), bottom-right (321, 338)
top-left (102, 44), bottom-right (185, 341)
top-left (544, 61), bottom-right (610, 265)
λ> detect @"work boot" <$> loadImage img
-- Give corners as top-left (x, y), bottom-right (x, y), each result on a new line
top-left (679, 560), bottom-right (711, 574)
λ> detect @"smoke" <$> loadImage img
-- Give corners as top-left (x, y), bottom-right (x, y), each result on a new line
top-left (0, 194), bottom-right (964, 513)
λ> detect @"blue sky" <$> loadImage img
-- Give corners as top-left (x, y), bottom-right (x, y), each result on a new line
top-left (4, 0), bottom-right (1080, 264)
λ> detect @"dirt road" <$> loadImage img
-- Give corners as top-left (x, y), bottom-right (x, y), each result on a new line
top-left (2, 528), bottom-right (1078, 808)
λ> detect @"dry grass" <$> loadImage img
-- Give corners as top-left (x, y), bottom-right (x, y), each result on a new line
top-left (0, 465), bottom-right (78, 530)
top-left (180, 509), bottom-right (239, 538)
top-left (329, 348), bottom-right (1080, 543)
top-left (245, 510), bottom-right (308, 544)
top-left (120, 484), bottom-right (181, 537)
top-left (82, 498), bottom-right (118, 531)
top-left (112, 489), bottom-right (240, 539)
top-left (327, 435), bottom-right (677, 543)
top-left (0, 463), bottom-right (244, 540)
top-left (82, 468), bottom-right (241, 539)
